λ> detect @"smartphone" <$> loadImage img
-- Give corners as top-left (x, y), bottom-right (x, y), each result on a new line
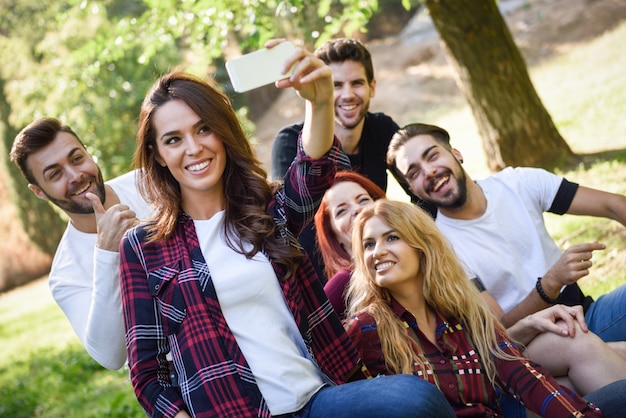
top-left (226, 41), bottom-right (296, 93)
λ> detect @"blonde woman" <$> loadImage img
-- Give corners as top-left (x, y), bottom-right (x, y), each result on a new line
top-left (345, 199), bottom-right (625, 417)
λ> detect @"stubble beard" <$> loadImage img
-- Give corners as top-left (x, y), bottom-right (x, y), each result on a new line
top-left (335, 100), bottom-right (369, 130)
top-left (45, 168), bottom-right (106, 214)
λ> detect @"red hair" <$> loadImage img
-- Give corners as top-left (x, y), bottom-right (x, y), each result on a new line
top-left (314, 171), bottom-right (386, 279)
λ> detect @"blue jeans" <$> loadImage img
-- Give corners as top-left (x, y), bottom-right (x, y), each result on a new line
top-left (293, 375), bottom-right (455, 418)
top-left (585, 283), bottom-right (626, 342)
top-left (584, 379), bottom-right (626, 418)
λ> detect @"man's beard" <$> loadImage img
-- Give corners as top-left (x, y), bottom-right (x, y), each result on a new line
top-left (45, 168), bottom-right (106, 214)
top-left (424, 165), bottom-right (468, 209)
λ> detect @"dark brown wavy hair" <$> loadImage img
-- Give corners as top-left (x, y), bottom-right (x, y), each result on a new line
top-left (134, 71), bottom-right (303, 277)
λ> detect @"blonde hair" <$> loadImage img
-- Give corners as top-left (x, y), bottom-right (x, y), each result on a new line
top-left (347, 199), bottom-right (518, 383)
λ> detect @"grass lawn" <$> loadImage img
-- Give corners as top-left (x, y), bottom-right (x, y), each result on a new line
top-left (0, 279), bottom-right (143, 417)
top-left (1, 19), bottom-right (625, 418)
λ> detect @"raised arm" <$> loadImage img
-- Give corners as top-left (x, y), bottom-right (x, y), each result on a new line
top-left (272, 40), bottom-right (334, 160)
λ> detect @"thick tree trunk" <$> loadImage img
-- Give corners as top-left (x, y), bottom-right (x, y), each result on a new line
top-left (424, 0), bottom-right (576, 171)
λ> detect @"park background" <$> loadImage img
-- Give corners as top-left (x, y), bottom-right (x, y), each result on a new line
top-left (1, 0), bottom-right (626, 415)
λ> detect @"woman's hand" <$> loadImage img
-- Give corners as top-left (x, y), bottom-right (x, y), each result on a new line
top-left (267, 39), bottom-right (334, 160)
top-left (525, 304), bottom-right (588, 337)
top-left (268, 39), bottom-right (333, 107)
top-left (507, 304), bottom-right (588, 345)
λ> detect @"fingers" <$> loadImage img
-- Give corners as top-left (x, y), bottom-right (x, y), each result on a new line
top-left (547, 241), bottom-right (605, 287)
top-left (264, 38), bottom-right (287, 49)
top-left (276, 47), bottom-right (327, 85)
top-left (563, 242), bottom-right (606, 262)
top-left (568, 305), bottom-right (589, 333)
top-left (95, 205), bottom-right (138, 251)
top-left (532, 304), bottom-right (589, 338)
top-left (86, 192), bottom-right (106, 216)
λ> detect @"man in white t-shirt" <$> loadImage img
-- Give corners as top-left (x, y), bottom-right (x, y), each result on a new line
top-left (386, 122), bottom-right (626, 343)
top-left (10, 117), bottom-right (152, 369)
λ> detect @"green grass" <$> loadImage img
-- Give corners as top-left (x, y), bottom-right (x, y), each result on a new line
top-left (0, 280), bottom-right (143, 417)
top-left (2, 19), bottom-right (626, 418)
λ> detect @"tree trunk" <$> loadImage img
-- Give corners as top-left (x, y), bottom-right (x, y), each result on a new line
top-left (424, 0), bottom-right (576, 171)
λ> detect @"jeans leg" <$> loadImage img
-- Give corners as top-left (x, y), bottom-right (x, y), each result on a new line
top-left (498, 391), bottom-right (527, 418)
top-left (300, 375), bottom-right (455, 418)
top-left (584, 379), bottom-right (626, 418)
top-left (585, 284), bottom-right (626, 342)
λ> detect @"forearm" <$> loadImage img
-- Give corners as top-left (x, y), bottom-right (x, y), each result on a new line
top-left (506, 315), bottom-right (540, 345)
top-left (500, 287), bottom-right (552, 329)
top-left (84, 248), bottom-right (127, 369)
top-left (301, 100), bottom-right (334, 159)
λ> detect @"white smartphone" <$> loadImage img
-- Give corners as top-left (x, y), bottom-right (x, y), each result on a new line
top-left (226, 41), bottom-right (296, 93)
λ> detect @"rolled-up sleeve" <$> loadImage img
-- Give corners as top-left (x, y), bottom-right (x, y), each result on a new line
top-left (278, 135), bottom-right (346, 236)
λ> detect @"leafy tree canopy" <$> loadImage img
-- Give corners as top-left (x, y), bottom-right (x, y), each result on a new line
top-left (5, 0), bottom-right (417, 178)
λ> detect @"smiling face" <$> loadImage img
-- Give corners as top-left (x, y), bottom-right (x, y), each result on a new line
top-left (329, 60), bottom-right (376, 131)
top-left (361, 214), bottom-right (421, 297)
top-left (152, 99), bottom-right (227, 216)
top-left (325, 181), bottom-right (375, 255)
top-left (26, 131), bottom-right (105, 214)
top-left (393, 134), bottom-right (468, 209)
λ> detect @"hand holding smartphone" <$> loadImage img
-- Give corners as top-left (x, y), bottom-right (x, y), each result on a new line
top-left (226, 42), bottom-right (296, 93)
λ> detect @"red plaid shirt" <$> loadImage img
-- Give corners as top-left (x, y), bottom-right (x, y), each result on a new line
top-left (345, 298), bottom-right (602, 417)
top-left (120, 138), bottom-right (359, 418)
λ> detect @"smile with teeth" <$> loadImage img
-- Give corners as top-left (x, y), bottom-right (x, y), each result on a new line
top-left (375, 261), bottom-right (395, 271)
top-left (339, 104), bottom-right (358, 111)
top-left (431, 174), bottom-right (449, 193)
top-left (71, 182), bottom-right (91, 196)
top-left (187, 160), bottom-right (210, 172)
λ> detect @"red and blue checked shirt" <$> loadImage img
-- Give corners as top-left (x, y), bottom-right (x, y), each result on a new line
top-left (119, 137), bottom-right (360, 418)
top-left (344, 298), bottom-right (602, 417)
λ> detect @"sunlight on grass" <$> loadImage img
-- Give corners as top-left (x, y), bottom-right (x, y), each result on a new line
top-left (0, 279), bottom-right (143, 417)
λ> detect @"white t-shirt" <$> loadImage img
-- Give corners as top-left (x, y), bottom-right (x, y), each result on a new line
top-left (436, 167), bottom-right (564, 313)
top-left (195, 212), bottom-right (325, 415)
top-left (49, 170), bottom-right (152, 369)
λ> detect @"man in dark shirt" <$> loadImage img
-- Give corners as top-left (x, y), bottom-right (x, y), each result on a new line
top-left (270, 38), bottom-right (429, 282)
top-left (271, 38), bottom-right (400, 192)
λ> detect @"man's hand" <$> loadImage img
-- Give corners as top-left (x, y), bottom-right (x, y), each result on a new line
top-left (541, 242), bottom-right (605, 296)
top-left (86, 192), bottom-right (138, 252)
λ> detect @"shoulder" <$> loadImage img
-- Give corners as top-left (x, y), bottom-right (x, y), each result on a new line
top-left (486, 166), bottom-right (558, 183)
top-left (108, 170), bottom-right (153, 217)
top-left (362, 113), bottom-right (400, 145)
top-left (479, 166), bottom-right (561, 193)
top-left (365, 112), bottom-right (397, 127)
top-left (106, 169), bottom-right (138, 187)
top-left (344, 311), bottom-right (377, 334)
top-left (274, 122), bottom-right (305, 142)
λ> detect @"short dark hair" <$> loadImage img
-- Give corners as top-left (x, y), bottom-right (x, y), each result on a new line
top-left (385, 123), bottom-right (452, 189)
top-left (386, 123), bottom-right (451, 169)
top-left (10, 117), bottom-right (83, 185)
top-left (315, 38), bottom-right (374, 84)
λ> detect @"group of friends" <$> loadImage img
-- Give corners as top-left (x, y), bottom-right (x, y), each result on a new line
top-left (9, 37), bottom-right (626, 417)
